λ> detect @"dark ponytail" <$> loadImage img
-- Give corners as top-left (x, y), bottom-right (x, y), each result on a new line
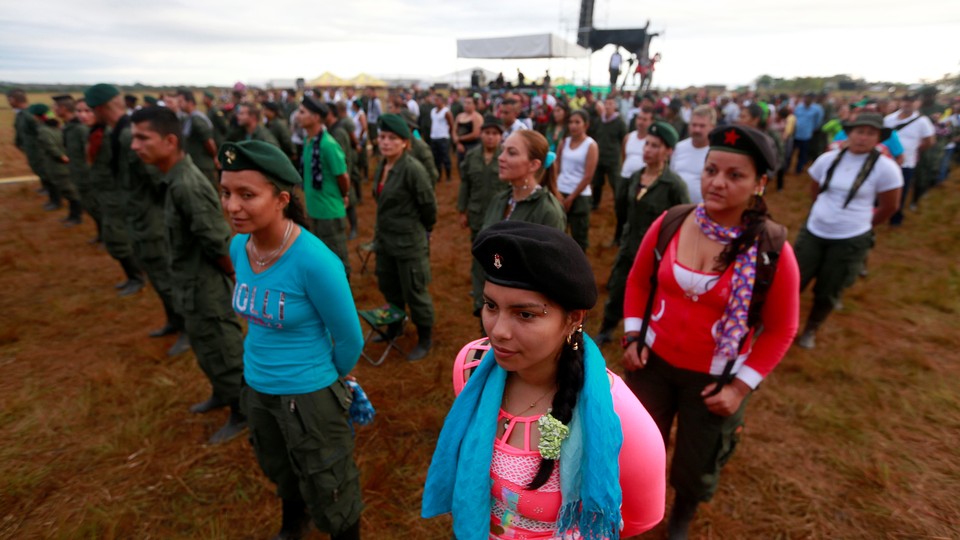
top-left (279, 188), bottom-right (310, 228)
top-left (526, 329), bottom-right (585, 490)
top-left (715, 192), bottom-right (768, 271)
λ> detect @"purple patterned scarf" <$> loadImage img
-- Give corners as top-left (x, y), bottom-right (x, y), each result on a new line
top-left (693, 204), bottom-right (758, 362)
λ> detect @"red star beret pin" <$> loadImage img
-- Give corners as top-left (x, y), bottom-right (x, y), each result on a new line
top-left (723, 129), bottom-right (740, 145)
top-left (493, 254), bottom-right (502, 269)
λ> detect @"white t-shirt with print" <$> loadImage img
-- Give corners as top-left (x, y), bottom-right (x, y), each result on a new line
top-left (807, 149), bottom-right (904, 239)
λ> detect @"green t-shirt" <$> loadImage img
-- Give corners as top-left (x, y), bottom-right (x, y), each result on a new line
top-left (302, 131), bottom-right (348, 219)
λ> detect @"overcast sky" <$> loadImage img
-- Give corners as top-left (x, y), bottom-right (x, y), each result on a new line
top-left (2, 0), bottom-right (958, 89)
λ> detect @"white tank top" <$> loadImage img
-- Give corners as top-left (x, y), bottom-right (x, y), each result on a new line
top-left (621, 131), bottom-right (647, 178)
top-left (557, 136), bottom-right (596, 196)
top-left (430, 106), bottom-right (451, 140)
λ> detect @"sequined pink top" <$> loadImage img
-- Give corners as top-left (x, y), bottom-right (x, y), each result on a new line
top-left (454, 339), bottom-right (667, 539)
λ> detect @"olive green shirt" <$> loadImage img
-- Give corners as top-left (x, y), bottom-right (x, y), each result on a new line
top-left (246, 124), bottom-right (280, 147)
top-left (266, 117), bottom-right (295, 158)
top-left (457, 146), bottom-right (507, 231)
top-left (411, 136), bottom-right (439, 185)
top-left (183, 111), bottom-right (216, 174)
top-left (36, 123), bottom-right (67, 181)
top-left (62, 119), bottom-right (90, 186)
top-left (14, 110), bottom-right (43, 173)
top-left (593, 115), bottom-right (627, 166)
top-left (620, 166), bottom-right (690, 258)
top-left (118, 124), bottom-right (166, 243)
top-left (162, 154), bottom-right (234, 316)
top-left (207, 106), bottom-right (230, 147)
top-left (372, 152), bottom-right (437, 259)
top-left (481, 187), bottom-right (566, 231)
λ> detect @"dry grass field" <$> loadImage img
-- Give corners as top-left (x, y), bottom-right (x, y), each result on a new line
top-left (1, 95), bottom-right (959, 539)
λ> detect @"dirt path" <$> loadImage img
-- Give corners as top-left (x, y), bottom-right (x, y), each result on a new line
top-left (0, 163), bottom-right (958, 539)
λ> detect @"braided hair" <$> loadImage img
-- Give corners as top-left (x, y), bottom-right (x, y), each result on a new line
top-left (526, 328), bottom-right (585, 490)
top-left (714, 179), bottom-right (770, 271)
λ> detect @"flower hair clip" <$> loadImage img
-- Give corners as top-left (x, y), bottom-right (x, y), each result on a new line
top-left (537, 410), bottom-right (569, 460)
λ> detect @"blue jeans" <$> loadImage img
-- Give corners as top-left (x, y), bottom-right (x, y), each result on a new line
top-left (793, 138), bottom-right (811, 173)
top-left (937, 146), bottom-right (954, 185)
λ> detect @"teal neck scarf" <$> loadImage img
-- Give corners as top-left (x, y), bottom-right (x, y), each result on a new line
top-left (421, 336), bottom-right (623, 539)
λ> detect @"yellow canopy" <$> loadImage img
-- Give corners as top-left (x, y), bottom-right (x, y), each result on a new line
top-left (348, 73), bottom-right (387, 87)
top-left (307, 72), bottom-right (348, 86)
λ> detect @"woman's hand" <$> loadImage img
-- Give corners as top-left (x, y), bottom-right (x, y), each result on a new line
top-left (458, 212), bottom-right (468, 229)
top-left (622, 343), bottom-right (649, 371)
top-left (701, 378), bottom-right (751, 417)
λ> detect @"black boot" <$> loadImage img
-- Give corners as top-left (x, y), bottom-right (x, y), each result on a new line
top-left (407, 325), bottom-right (432, 361)
top-left (332, 519), bottom-right (361, 540)
top-left (796, 299), bottom-right (833, 350)
top-left (372, 321), bottom-right (403, 343)
top-left (271, 498), bottom-right (312, 540)
top-left (167, 333), bottom-right (191, 357)
top-left (346, 206), bottom-right (358, 240)
top-left (62, 200), bottom-right (83, 227)
top-left (593, 321), bottom-right (617, 346)
top-left (116, 257), bottom-right (145, 297)
top-left (149, 322), bottom-right (179, 338)
top-left (667, 493), bottom-right (699, 540)
top-left (207, 401), bottom-right (247, 444)
top-left (190, 393), bottom-right (227, 414)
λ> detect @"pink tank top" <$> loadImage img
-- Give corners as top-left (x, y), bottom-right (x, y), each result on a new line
top-left (454, 339), bottom-right (667, 539)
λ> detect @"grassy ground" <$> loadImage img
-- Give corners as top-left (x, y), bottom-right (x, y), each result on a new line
top-left (1, 98), bottom-right (959, 538)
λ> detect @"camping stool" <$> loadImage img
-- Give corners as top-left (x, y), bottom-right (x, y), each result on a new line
top-left (357, 241), bottom-right (375, 275)
top-left (358, 303), bottom-right (407, 366)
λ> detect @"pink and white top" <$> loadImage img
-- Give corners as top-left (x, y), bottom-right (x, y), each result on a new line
top-left (454, 339), bottom-right (666, 539)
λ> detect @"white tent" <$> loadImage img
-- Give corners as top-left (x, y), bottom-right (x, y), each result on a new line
top-left (457, 33), bottom-right (590, 59)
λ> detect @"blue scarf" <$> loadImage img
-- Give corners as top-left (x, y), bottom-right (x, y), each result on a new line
top-left (422, 336), bottom-right (623, 539)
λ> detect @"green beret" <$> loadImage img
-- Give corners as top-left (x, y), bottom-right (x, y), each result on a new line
top-left (144, 96), bottom-right (158, 106)
top-left (83, 84), bottom-right (120, 108)
top-left (708, 125), bottom-right (778, 175)
top-left (203, 90), bottom-right (215, 100)
top-left (27, 103), bottom-right (50, 116)
top-left (378, 113), bottom-right (411, 140)
top-left (218, 141), bottom-right (302, 189)
top-left (647, 121), bottom-right (679, 148)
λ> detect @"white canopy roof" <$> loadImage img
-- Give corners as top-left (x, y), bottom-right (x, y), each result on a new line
top-left (457, 33), bottom-right (590, 59)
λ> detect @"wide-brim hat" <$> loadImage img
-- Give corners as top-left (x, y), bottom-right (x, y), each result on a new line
top-left (843, 113), bottom-right (891, 141)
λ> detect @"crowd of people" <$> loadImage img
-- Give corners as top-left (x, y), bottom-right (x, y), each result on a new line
top-left (6, 78), bottom-right (959, 539)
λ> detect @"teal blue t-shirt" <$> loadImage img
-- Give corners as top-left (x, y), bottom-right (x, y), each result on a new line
top-left (230, 228), bottom-right (362, 394)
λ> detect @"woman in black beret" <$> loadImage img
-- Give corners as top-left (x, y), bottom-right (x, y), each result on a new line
top-left (422, 221), bottom-right (666, 540)
top-left (621, 125), bottom-right (801, 539)
top-left (219, 140), bottom-right (366, 540)
top-left (371, 113), bottom-right (438, 361)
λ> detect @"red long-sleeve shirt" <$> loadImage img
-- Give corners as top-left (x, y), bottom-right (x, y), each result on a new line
top-left (623, 214), bottom-right (800, 388)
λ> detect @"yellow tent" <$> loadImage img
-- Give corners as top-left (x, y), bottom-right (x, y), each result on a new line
top-left (307, 72), bottom-right (348, 86)
top-left (347, 73), bottom-right (387, 87)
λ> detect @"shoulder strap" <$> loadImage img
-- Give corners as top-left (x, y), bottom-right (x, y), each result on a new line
top-left (842, 149), bottom-right (881, 209)
top-left (818, 148), bottom-right (848, 195)
top-left (746, 221), bottom-right (787, 329)
top-left (637, 204), bottom-right (696, 344)
top-left (894, 115), bottom-right (921, 132)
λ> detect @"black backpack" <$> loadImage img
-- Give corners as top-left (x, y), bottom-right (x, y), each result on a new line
top-left (637, 204), bottom-right (787, 392)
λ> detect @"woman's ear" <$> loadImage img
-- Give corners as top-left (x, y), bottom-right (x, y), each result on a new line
top-left (568, 309), bottom-right (586, 329)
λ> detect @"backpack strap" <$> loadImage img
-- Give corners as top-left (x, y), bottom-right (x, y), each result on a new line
top-left (746, 221), bottom-right (787, 330)
top-left (818, 148), bottom-right (881, 209)
top-left (637, 204), bottom-right (696, 346)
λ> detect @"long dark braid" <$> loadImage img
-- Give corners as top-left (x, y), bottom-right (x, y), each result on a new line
top-left (715, 192), bottom-right (769, 271)
top-left (526, 329), bottom-right (585, 490)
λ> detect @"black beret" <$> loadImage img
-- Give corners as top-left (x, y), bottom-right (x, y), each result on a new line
top-left (648, 121), bottom-right (679, 148)
top-left (219, 140), bottom-right (302, 189)
top-left (472, 221), bottom-right (597, 310)
top-left (378, 113), bottom-right (411, 140)
top-left (263, 101), bottom-right (280, 113)
top-left (51, 94), bottom-right (73, 102)
top-left (84, 83), bottom-right (120, 107)
top-left (708, 125), bottom-right (778, 175)
top-left (301, 96), bottom-right (328, 116)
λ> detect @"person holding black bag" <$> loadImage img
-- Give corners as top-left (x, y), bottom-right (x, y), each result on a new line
top-left (621, 125), bottom-right (800, 539)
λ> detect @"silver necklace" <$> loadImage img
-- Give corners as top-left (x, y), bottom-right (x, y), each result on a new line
top-left (249, 220), bottom-right (293, 268)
